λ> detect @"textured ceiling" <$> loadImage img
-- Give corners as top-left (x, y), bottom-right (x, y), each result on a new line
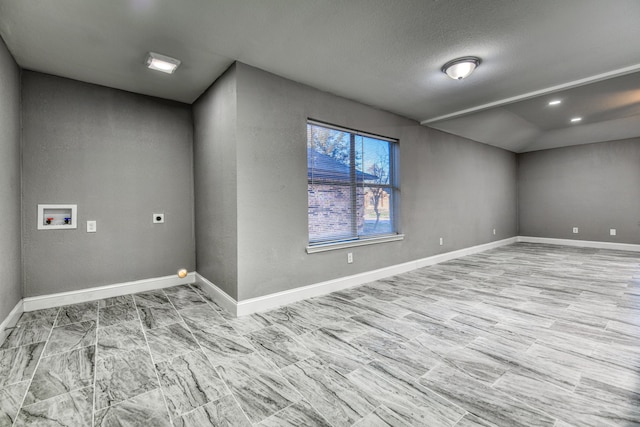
top-left (1, 0), bottom-right (639, 152)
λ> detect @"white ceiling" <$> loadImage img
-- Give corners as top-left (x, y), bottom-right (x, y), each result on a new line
top-left (428, 71), bottom-right (640, 152)
top-left (1, 0), bottom-right (639, 152)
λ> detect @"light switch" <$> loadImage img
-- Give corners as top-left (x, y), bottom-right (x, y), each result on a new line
top-left (87, 220), bottom-right (97, 233)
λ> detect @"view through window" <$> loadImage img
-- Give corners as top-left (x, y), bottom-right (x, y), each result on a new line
top-left (307, 121), bottom-right (398, 245)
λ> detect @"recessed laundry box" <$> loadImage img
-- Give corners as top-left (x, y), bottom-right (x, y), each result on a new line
top-left (37, 204), bottom-right (77, 230)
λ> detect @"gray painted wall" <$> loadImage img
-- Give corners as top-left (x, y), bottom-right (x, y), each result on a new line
top-left (193, 65), bottom-right (239, 300)
top-left (234, 63), bottom-right (517, 300)
top-left (21, 72), bottom-right (195, 297)
top-left (518, 138), bottom-right (640, 243)
top-left (0, 36), bottom-right (22, 321)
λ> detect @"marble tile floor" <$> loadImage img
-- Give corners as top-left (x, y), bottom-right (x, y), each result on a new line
top-left (0, 242), bottom-right (639, 426)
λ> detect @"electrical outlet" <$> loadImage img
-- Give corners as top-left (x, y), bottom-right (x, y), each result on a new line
top-left (439, 237), bottom-right (444, 246)
top-left (572, 227), bottom-right (579, 234)
top-left (153, 213), bottom-right (165, 224)
top-left (347, 252), bottom-right (353, 264)
top-left (87, 220), bottom-right (97, 233)
top-left (610, 228), bottom-right (617, 236)
top-left (492, 228), bottom-right (496, 235)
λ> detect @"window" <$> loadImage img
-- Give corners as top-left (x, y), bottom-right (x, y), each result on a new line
top-left (307, 120), bottom-right (399, 246)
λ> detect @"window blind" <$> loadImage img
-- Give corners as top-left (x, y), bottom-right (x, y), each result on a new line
top-left (307, 120), bottom-right (398, 245)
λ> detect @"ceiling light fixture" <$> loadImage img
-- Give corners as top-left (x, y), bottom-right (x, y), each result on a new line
top-left (548, 100), bottom-right (562, 106)
top-left (441, 56), bottom-right (481, 80)
top-left (570, 117), bottom-right (582, 123)
top-left (145, 52), bottom-right (181, 74)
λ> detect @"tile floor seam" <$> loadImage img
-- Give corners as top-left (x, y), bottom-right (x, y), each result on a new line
top-left (484, 376), bottom-right (559, 425)
top-left (497, 390), bottom-right (561, 427)
top-left (257, 399), bottom-right (338, 427)
top-left (389, 364), bottom-right (469, 425)
top-left (55, 303), bottom-right (99, 328)
top-left (413, 360), bottom-right (474, 423)
top-left (131, 292), bottom-right (174, 425)
top-left (350, 405), bottom-right (381, 427)
top-left (177, 285), bottom-right (255, 426)
top-left (570, 373), bottom-right (582, 394)
top-left (232, 350), bottom-right (303, 424)
top-left (265, 325), bottom-right (353, 370)
top-left (286, 359), bottom-right (374, 426)
top-left (488, 348), bottom-right (601, 423)
top-left (256, 345), bottom-right (306, 398)
top-left (20, 382), bottom-right (92, 408)
top-left (450, 411), bottom-right (471, 426)
top-left (91, 300), bottom-right (102, 427)
top-left (169, 403), bottom-right (202, 423)
top-left (11, 306), bottom-right (61, 427)
top-left (266, 325), bottom-right (375, 426)
top-left (274, 356), bottom-right (346, 427)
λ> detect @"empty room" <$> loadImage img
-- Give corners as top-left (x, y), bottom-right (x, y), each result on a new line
top-left (0, 1), bottom-right (639, 426)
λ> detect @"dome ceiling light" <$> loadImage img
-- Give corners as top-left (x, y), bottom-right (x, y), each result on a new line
top-left (441, 56), bottom-right (481, 80)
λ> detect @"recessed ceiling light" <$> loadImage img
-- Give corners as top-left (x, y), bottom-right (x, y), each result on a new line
top-left (548, 100), bottom-right (562, 106)
top-left (570, 117), bottom-right (582, 123)
top-left (441, 56), bottom-right (481, 80)
top-left (146, 52), bottom-right (181, 74)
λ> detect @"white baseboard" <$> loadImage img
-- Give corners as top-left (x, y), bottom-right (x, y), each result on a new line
top-left (0, 300), bottom-right (24, 345)
top-left (236, 237), bottom-right (518, 316)
top-left (517, 236), bottom-right (640, 252)
top-left (8, 235), bottom-right (636, 324)
top-left (22, 272), bottom-right (196, 312)
top-left (414, 237), bottom-right (519, 268)
top-left (194, 274), bottom-right (238, 317)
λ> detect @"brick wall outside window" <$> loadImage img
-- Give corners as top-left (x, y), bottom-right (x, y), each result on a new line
top-left (308, 184), bottom-right (365, 241)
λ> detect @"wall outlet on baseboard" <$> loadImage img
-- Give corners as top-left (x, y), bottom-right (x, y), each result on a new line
top-left (610, 228), bottom-right (617, 236)
top-left (347, 252), bottom-right (353, 264)
top-left (572, 227), bottom-right (579, 234)
top-left (439, 237), bottom-right (444, 246)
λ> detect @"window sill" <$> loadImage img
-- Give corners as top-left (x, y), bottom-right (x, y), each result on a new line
top-left (306, 234), bottom-right (405, 254)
